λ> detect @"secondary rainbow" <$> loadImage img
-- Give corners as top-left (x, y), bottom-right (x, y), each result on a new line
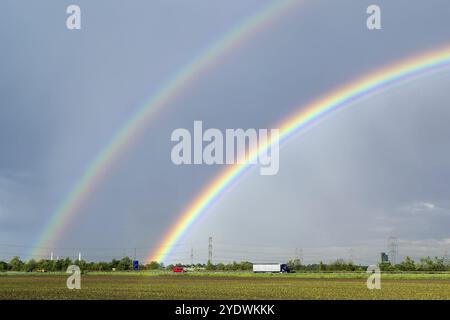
top-left (149, 45), bottom-right (450, 263)
top-left (30, 0), bottom-right (302, 259)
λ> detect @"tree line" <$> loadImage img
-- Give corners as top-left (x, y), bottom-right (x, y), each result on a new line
top-left (1, 255), bottom-right (449, 272)
top-left (285, 256), bottom-right (450, 272)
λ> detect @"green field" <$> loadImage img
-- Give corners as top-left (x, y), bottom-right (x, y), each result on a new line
top-left (1, 272), bottom-right (450, 299)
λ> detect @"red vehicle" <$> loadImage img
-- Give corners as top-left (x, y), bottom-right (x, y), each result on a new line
top-left (172, 266), bottom-right (184, 273)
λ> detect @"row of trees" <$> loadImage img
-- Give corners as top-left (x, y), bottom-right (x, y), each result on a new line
top-left (286, 256), bottom-right (450, 272)
top-left (286, 259), bottom-right (365, 272)
top-left (379, 256), bottom-right (450, 272)
top-left (0, 256), bottom-right (153, 272)
top-left (0, 256), bottom-right (252, 272)
top-left (1, 255), bottom-right (449, 272)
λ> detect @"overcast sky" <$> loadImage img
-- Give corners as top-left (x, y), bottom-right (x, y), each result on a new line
top-left (1, 0), bottom-right (450, 265)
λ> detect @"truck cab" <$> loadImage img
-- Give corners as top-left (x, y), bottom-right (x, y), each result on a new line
top-left (280, 264), bottom-right (290, 273)
top-left (172, 266), bottom-right (184, 273)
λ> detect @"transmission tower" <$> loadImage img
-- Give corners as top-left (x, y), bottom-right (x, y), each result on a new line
top-left (388, 236), bottom-right (399, 265)
top-left (208, 236), bottom-right (213, 263)
top-left (294, 248), bottom-right (303, 266)
top-left (190, 248), bottom-right (194, 265)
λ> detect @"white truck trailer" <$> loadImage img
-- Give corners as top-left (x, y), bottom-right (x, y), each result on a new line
top-left (252, 263), bottom-right (289, 273)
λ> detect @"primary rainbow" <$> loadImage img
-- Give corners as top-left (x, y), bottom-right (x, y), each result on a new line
top-left (149, 45), bottom-right (450, 263)
top-left (30, 0), bottom-right (302, 259)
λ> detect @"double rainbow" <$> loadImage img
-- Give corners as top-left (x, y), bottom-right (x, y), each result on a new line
top-left (30, 0), bottom-right (302, 259)
top-left (148, 45), bottom-right (450, 263)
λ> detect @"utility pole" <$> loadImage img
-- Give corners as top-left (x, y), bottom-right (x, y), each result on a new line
top-left (190, 248), bottom-right (194, 265)
top-left (50, 251), bottom-right (53, 261)
top-left (208, 237), bottom-right (213, 264)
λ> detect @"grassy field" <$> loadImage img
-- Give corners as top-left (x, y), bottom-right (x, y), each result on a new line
top-left (1, 272), bottom-right (450, 299)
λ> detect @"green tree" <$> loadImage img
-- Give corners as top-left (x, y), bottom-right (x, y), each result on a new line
top-left (53, 259), bottom-right (65, 271)
top-left (24, 259), bottom-right (37, 272)
top-left (75, 259), bottom-right (88, 271)
top-left (95, 262), bottom-right (111, 271)
top-left (111, 259), bottom-right (120, 270)
top-left (318, 261), bottom-right (325, 272)
top-left (399, 256), bottom-right (416, 271)
top-left (205, 260), bottom-right (215, 271)
top-left (216, 263), bottom-right (225, 271)
top-left (419, 256), bottom-right (434, 271)
top-left (146, 261), bottom-right (161, 270)
top-left (432, 257), bottom-right (446, 271)
top-left (61, 258), bottom-right (73, 271)
top-left (36, 259), bottom-right (53, 271)
top-left (287, 258), bottom-right (302, 271)
top-left (117, 257), bottom-right (132, 271)
top-left (379, 262), bottom-right (395, 272)
top-left (240, 261), bottom-right (253, 271)
top-left (0, 261), bottom-right (8, 271)
top-left (9, 256), bottom-right (24, 271)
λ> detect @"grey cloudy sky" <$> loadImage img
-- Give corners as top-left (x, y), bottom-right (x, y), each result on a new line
top-left (1, 0), bottom-right (450, 264)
